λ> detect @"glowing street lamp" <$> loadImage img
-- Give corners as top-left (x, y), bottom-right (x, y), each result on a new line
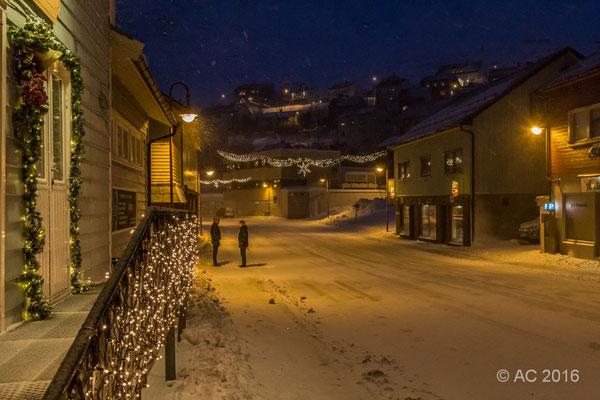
top-left (376, 166), bottom-right (390, 232)
top-left (531, 126), bottom-right (543, 135)
top-left (263, 183), bottom-right (271, 215)
top-left (180, 113), bottom-right (197, 123)
top-left (320, 178), bottom-right (329, 218)
top-left (206, 170), bottom-right (215, 177)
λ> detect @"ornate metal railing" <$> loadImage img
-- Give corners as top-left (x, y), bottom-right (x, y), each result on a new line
top-left (44, 207), bottom-right (198, 399)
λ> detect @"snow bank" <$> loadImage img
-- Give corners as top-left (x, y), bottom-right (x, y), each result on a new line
top-left (319, 198), bottom-right (392, 228)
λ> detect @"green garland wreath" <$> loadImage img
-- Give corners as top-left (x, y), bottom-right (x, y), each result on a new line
top-left (9, 19), bottom-right (88, 319)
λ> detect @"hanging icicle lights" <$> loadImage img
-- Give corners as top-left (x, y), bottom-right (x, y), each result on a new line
top-left (199, 177), bottom-right (252, 188)
top-left (217, 150), bottom-right (387, 176)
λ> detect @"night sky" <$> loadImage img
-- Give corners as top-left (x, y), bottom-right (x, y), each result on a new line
top-left (115, 0), bottom-right (600, 105)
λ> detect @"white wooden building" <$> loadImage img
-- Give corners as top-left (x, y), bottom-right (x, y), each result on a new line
top-left (0, 0), bottom-right (112, 331)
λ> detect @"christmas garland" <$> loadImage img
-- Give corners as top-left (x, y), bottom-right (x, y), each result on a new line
top-left (218, 150), bottom-right (387, 176)
top-left (9, 19), bottom-right (88, 319)
top-left (200, 177), bottom-right (252, 188)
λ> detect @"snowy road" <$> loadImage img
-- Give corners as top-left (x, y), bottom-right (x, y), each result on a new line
top-left (166, 216), bottom-right (600, 400)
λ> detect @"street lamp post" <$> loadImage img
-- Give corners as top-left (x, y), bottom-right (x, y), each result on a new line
top-left (263, 182), bottom-right (271, 215)
top-left (167, 82), bottom-right (197, 209)
top-left (197, 170), bottom-right (214, 236)
top-left (320, 178), bottom-right (329, 218)
top-left (377, 167), bottom-right (389, 232)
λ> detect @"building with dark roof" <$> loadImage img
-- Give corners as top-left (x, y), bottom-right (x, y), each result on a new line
top-left (383, 47), bottom-right (581, 246)
top-left (328, 81), bottom-right (357, 99)
top-left (375, 73), bottom-right (411, 114)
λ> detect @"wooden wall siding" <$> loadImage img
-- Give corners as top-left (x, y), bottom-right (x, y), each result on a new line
top-left (546, 73), bottom-right (600, 176)
top-left (111, 76), bottom-right (148, 258)
top-left (59, 0), bottom-right (112, 283)
top-left (112, 77), bottom-right (147, 131)
top-left (473, 51), bottom-right (580, 195)
top-left (3, 0), bottom-right (112, 325)
top-left (151, 142), bottom-right (182, 186)
top-left (32, 0), bottom-right (60, 22)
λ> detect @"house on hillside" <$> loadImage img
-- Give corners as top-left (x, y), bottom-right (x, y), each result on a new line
top-left (0, 1), bottom-right (112, 330)
top-left (536, 53), bottom-right (600, 259)
top-left (329, 81), bottom-right (356, 99)
top-left (375, 73), bottom-right (411, 114)
top-left (234, 82), bottom-right (276, 106)
top-left (382, 48), bottom-right (581, 246)
top-left (422, 61), bottom-right (486, 98)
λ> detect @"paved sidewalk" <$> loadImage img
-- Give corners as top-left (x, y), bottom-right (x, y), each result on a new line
top-left (0, 287), bottom-right (101, 399)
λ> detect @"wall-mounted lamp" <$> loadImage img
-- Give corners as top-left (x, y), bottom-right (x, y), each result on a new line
top-left (530, 126), bottom-right (543, 135)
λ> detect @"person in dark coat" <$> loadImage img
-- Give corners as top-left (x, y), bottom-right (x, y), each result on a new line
top-left (210, 216), bottom-right (221, 266)
top-left (238, 220), bottom-right (248, 267)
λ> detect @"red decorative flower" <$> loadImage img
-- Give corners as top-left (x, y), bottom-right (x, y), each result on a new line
top-left (22, 69), bottom-right (48, 108)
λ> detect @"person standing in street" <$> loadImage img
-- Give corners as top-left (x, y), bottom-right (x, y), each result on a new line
top-left (238, 220), bottom-right (248, 268)
top-left (210, 216), bottom-right (221, 266)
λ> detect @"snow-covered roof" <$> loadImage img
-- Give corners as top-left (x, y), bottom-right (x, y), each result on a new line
top-left (542, 51), bottom-right (600, 91)
top-left (381, 47), bottom-right (580, 148)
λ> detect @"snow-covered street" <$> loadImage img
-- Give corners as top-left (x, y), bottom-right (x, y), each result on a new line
top-left (155, 215), bottom-right (600, 400)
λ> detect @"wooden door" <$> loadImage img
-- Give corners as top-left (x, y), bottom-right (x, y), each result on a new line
top-left (38, 66), bottom-right (71, 304)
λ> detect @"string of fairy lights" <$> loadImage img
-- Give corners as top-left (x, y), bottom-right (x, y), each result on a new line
top-left (200, 177), bottom-right (252, 188)
top-left (217, 150), bottom-right (387, 176)
top-left (83, 212), bottom-right (198, 398)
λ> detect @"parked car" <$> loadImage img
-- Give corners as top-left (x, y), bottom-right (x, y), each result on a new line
top-left (518, 217), bottom-right (540, 242)
top-left (216, 207), bottom-right (235, 218)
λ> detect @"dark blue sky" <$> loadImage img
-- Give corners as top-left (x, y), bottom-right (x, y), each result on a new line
top-left (115, 0), bottom-right (600, 105)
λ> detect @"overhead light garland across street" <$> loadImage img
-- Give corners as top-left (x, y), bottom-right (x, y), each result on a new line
top-left (217, 150), bottom-right (387, 177)
top-left (199, 177), bottom-right (252, 188)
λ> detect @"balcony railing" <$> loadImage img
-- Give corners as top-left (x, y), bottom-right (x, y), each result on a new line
top-left (44, 207), bottom-right (198, 399)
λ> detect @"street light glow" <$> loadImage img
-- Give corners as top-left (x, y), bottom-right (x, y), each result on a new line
top-left (376, 167), bottom-right (384, 172)
top-left (531, 126), bottom-right (543, 135)
top-left (180, 113), bottom-right (197, 123)
top-left (263, 183), bottom-right (268, 188)
top-left (206, 170), bottom-right (214, 176)
top-left (320, 178), bottom-right (326, 182)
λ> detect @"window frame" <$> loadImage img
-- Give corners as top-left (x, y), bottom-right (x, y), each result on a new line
top-left (111, 111), bottom-right (147, 171)
top-left (568, 103), bottom-right (600, 144)
top-left (444, 148), bottom-right (464, 175)
top-left (420, 155), bottom-right (432, 177)
top-left (398, 161), bottom-right (411, 180)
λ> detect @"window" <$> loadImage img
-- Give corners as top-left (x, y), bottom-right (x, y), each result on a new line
top-left (569, 104), bottom-right (600, 143)
top-left (112, 114), bottom-right (146, 169)
top-left (398, 161), bottom-right (410, 179)
top-left (444, 148), bottom-right (463, 174)
top-left (51, 75), bottom-right (64, 181)
top-left (420, 156), bottom-right (431, 177)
